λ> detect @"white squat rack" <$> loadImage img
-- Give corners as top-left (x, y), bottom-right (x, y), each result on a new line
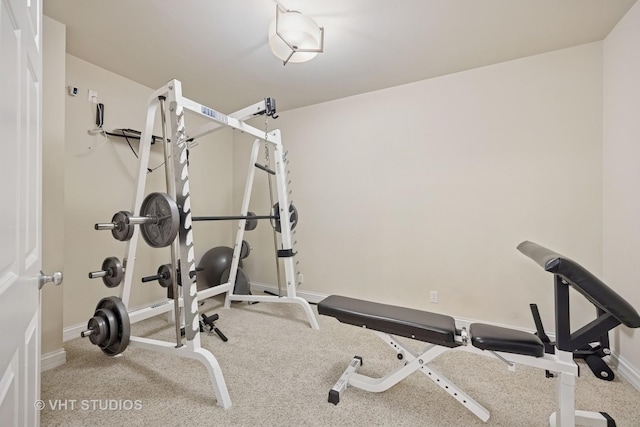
top-left (115, 79), bottom-right (318, 408)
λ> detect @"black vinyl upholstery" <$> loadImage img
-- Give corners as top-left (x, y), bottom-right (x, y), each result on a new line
top-left (517, 241), bottom-right (640, 328)
top-left (319, 242), bottom-right (639, 359)
top-left (469, 323), bottom-right (544, 357)
top-left (318, 295), bottom-right (460, 348)
top-left (318, 296), bottom-right (546, 356)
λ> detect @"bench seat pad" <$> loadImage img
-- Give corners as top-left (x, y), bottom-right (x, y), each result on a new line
top-left (470, 323), bottom-right (544, 357)
top-left (318, 295), bottom-right (460, 348)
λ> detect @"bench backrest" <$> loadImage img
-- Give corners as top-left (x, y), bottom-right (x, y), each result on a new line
top-left (517, 241), bottom-right (640, 328)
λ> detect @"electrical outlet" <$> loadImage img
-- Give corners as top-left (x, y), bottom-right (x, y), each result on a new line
top-left (88, 89), bottom-right (98, 104)
top-left (430, 291), bottom-right (438, 303)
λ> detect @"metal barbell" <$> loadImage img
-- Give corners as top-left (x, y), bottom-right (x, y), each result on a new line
top-left (95, 192), bottom-right (298, 248)
top-left (94, 192), bottom-right (180, 248)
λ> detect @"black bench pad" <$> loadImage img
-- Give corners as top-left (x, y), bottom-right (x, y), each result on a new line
top-left (470, 323), bottom-right (544, 357)
top-left (318, 295), bottom-right (461, 348)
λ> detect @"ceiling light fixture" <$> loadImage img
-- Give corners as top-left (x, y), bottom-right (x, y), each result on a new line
top-left (268, 4), bottom-right (324, 65)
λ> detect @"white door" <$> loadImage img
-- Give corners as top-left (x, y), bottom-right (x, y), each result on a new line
top-left (0, 0), bottom-right (43, 425)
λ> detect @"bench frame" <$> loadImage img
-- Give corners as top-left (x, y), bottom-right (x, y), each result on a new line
top-left (328, 328), bottom-right (614, 426)
top-left (329, 330), bottom-right (491, 421)
top-left (321, 241), bottom-right (640, 426)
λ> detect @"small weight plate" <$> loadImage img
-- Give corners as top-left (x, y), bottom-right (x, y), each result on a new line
top-left (95, 296), bottom-right (130, 356)
top-left (111, 211), bottom-right (134, 241)
top-left (240, 240), bottom-right (251, 259)
top-left (94, 308), bottom-right (118, 348)
top-left (271, 203), bottom-right (298, 233)
top-left (244, 211), bottom-right (258, 231)
top-left (101, 256), bottom-right (123, 288)
top-left (157, 263), bottom-right (173, 288)
top-left (139, 192), bottom-right (180, 248)
top-left (86, 315), bottom-right (108, 346)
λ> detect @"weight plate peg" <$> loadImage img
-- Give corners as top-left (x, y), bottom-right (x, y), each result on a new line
top-left (88, 257), bottom-right (124, 288)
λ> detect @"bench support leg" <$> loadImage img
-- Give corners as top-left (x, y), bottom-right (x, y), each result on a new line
top-left (548, 351), bottom-right (615, 427)
top-left (327, 332), bottom-right (490, 422)
top-left (328, 356), bottom-right (362, 405)
top-left (550, 410), bottom-right (616, 427)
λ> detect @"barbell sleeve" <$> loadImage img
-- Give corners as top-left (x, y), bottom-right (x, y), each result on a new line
top-left (80, 329), bottom-right (94, 338)
top-left (141, 273), bottom-right (168, 283)
top-left (95, 223), bottom-right (116, 230)
top-left (126, 215), bottom-right (158, 225)
top-left (88, 270), bottom-right (108, 279)
top-left (142, 265), bottom-right (202, 284)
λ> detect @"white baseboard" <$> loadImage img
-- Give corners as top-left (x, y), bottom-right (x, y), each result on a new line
top-left (612, 354), bottom-right (640, 393)
top-left (249, 281), bottom-right (327, 304)
top-left (41, 348), bottom-right (66, 371)
top-left (63, 322), bottom-right (86, 342)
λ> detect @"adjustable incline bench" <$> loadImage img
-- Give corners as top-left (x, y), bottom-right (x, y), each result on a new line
top-left (318, 241), bottom-right (640, 426)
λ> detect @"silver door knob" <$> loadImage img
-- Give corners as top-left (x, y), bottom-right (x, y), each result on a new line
top-left (39, 271), bottom-right (63, 290)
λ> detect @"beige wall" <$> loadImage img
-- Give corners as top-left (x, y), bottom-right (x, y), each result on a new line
top-left (63, 55), bottom-right (234, 328)
top-left (42, 17), bottom-right (66, 356)
top-left (236, 43), bottom-right (604, 334)
top-left (603, 1), bottom-right (640, 384)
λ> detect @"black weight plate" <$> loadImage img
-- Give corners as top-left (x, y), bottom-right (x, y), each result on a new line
top-left (220, 268), bottom-right (251, 295)
top-left (157, 263), bottom-right (173, 288)
top-left (244, 211), bottom-right (258, 231)
top-left (93, 308), bottom-right (118, 348)
top-left (95, 296), bottom-right (130, 356)
top-left (101, 256), bottom-right (123, 288)
top-left (240, 240), bottom-right (251, 259)
top-left (86, 315), bottom-right (108, 346)
top-left (272, 203), bottom-right (298, 233)
top-left (139, 192), bottom-right (180, 248)
top-left (111, 211), bottom-right (134, 241)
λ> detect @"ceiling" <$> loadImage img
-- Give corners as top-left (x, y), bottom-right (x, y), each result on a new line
top-left (44, 0), bottom-right (637, 113)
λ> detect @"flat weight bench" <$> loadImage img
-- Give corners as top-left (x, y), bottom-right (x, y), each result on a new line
top-left (318, 241), bottom-right (640, 427)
